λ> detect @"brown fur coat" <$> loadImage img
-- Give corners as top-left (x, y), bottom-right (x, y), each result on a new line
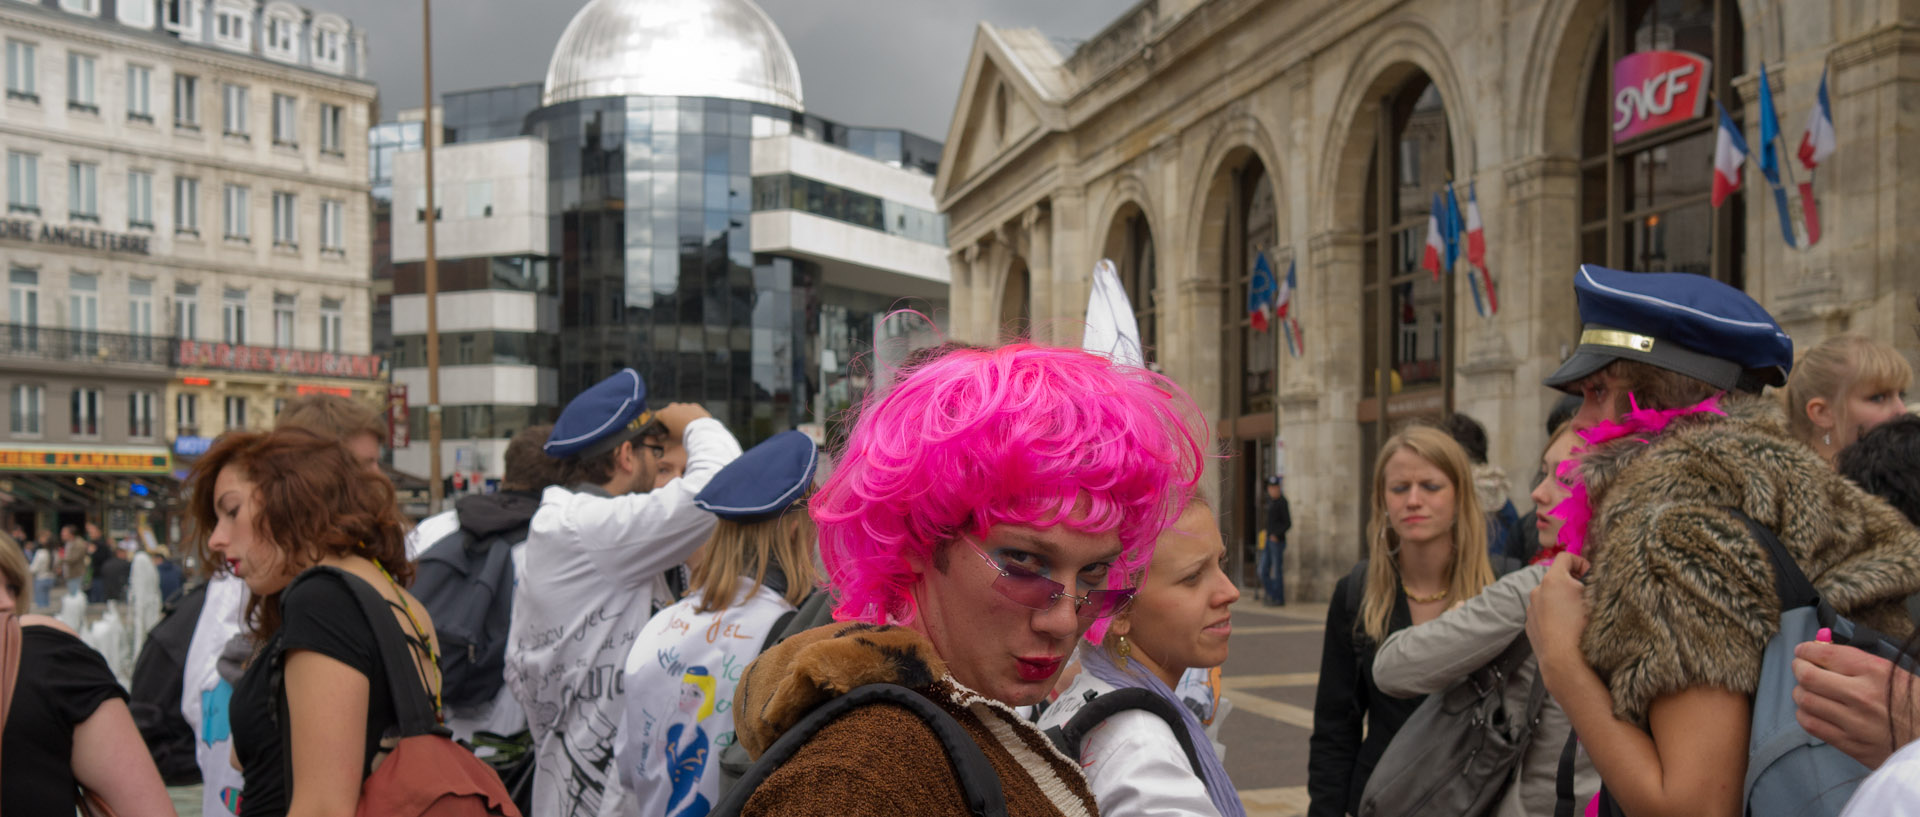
top-left (731, 622), bottom-right (1097, 817)
top-left (1577, 394), bottom-right (1920, 727)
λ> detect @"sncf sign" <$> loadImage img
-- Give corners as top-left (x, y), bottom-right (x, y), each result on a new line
top-left (1613, 50), bottom-right (1712, 143)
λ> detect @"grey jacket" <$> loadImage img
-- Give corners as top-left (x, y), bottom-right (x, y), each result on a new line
top-left (1371, 565), bottom-right (1599, 817)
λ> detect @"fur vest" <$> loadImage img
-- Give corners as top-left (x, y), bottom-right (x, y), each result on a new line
top-left (731, 622), bottom-right (1097, 817)
top-left (1576, 394), bottom-right (1920, 727)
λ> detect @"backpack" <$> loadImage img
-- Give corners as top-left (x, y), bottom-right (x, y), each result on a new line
top-left (708, 683), bottom-right (1007, 817)
top-left (1358, 633), bottom-right (1547, 817)
top-left (1041, 686), bottom-right (1205, 774)
top-left (412, 525), bottom-right (518, 709)
top-left (128, 582), bottom-right (209, 784)
top-left (1553, 508), bottom-right (1918, 817)
top-left (284, 567), bottom-right (522, 817)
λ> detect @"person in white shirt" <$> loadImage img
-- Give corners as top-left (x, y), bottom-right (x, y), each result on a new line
top-left (506, 368), bottom-right (742, 817)
top-left (618, 430), bottom-right (818, 817)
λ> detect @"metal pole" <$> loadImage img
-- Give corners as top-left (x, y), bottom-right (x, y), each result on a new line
top-left (422, 0), bottom-right (443, 515)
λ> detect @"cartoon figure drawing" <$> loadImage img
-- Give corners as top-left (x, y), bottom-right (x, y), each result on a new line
top-left (664, 667), bottom-right (717, 817)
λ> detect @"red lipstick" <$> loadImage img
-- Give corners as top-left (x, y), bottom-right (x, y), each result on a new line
top-left (1015, 656), bottom-right (1062, 682)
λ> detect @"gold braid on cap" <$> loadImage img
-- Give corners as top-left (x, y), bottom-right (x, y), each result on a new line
top-left (1580, 328), bottom-right (1656, 353)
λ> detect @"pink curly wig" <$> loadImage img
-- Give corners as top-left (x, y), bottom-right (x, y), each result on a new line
top-left (812, 343), bottom-right (1208, 630)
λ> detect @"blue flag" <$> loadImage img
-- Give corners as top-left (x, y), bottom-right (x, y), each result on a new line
top-left (1442, 183), bottom-right (1464, 273)
top-left (1757, 69), bottom-right (1784, 185)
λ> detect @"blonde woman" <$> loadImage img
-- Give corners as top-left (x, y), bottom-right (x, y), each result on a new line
top-left (618, 431), bottom-right (819, 817)
top-left (1785, 333), bottom-right (1912, 466)
top-left (1039, 498), bottom-right (1244, 817)
top-left (1307, 425), bottom-right (1496, 817)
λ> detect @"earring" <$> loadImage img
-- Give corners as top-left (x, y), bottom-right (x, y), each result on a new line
top-left (1825, 432), bottom-right (1832, 446)
top-left (1116, 634), bottom-right (1132, 668)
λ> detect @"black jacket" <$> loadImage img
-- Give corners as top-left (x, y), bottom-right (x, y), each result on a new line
top-left (1266, 495), bottom-right (1292, 544)
top-left (1307, 564), bottom-right (1424, 817)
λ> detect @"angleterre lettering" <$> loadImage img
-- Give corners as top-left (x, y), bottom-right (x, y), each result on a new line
top-left (0, 218), bottom-right (150, 255)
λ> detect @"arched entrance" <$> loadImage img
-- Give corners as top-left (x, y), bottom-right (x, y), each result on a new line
top-left (1356, 73), bottom-right (1457, 521)
top-left (999, 257), bottom-right (1030, 338)
top-left (1577, 0), bottom-right (1745, 282)
top-left (1196, 148), bottom-right (1280, 580)
top-left (1101, 202), bottom-right (1158, 365)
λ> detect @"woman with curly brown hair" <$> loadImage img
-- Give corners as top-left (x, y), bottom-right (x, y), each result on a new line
top-left (189, 428), bottom-right (440, 817)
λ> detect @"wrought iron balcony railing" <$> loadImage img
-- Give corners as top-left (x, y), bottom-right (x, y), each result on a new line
top-left (0, 323), bottom-right (170, 367)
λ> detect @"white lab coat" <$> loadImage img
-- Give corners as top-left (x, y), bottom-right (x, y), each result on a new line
top-left (1038, 671), bottom-right (1224, 817)
top-left (505, 417), bottom-right (741, 817)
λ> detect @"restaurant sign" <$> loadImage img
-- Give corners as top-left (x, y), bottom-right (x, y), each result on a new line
top-left (0, 445), bottom-right (171, 474)
top-left (176, 340), bottom-right (387, 380)
top-left (0, 218), bottom-right (151, 255)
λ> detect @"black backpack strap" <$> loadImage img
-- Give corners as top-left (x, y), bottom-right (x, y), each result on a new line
top-left (1722, 507), bottom-right (1819, 610)
top-left (289, 566), bottom-right (442, 737)
top-left (1045, 687), bottom-right (1205, 778)
top-left (1343, 560), bottom-right (1369, 622)
top-left (761, 609), bottom-right (799, 656)
top-left (710, 683), bottom-right (1006, 817)
top-left (1554, 732), bottom-right (1579, 817)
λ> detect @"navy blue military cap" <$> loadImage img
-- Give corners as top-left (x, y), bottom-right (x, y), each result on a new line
top-left (544, 369), bottom-right (654, 459)
top-left (694, 430), bottom-right (817, 523)
top-left (1544, 265), bottom-right (1793, 394)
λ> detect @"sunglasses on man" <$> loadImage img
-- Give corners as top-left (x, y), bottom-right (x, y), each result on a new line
top-left (963, 539), bottom-right (1135, 620)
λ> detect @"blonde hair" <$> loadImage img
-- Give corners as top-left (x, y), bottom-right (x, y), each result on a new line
top-left (688, 510), bottom-right (819, 615)
top-left (1786, 334), bottom-right (1914, 446)
top-left (0, 534), bottom-right (27, 603)
top-left (682, 669), bottom-right (718, 722)
top-left (1359, 425), bottom-right (1493, 643)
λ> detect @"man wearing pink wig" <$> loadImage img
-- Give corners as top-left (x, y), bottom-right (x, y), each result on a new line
top-left (721, 343), bottom-right (1207, 817)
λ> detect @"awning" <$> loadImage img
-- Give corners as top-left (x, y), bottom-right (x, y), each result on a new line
top-left (0, 443), bottom-right (172, 475)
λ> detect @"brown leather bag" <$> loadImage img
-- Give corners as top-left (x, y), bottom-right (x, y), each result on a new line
top-left (286, 567), bottom-right (521, 817)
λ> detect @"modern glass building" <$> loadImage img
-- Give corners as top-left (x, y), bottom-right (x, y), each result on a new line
top-left (385, 0), bottom-right (950, 482)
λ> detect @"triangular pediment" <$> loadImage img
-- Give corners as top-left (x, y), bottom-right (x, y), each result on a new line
top-left (934, 24), bottom-right (1071, 206)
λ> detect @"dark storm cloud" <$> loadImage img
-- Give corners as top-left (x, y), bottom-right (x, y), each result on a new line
top-left (323, 0), bottom-right (1134, 138)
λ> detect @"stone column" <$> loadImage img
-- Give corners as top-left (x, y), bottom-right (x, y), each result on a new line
top-left (1285, 229), bottom-right (1364, 602)
top-left (1047, 191), bottom-right (1085, 347)
top-left (950, 244), bottom-right (978, 344)
top-left (1023, 204), bottom-right (1054, 343)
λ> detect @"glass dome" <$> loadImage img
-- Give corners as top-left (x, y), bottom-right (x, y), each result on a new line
top-left (543, 0), bottom-right (805, 110)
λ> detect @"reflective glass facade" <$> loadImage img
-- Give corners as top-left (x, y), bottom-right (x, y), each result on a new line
top-left (751, 174), bottom-right (946, 245)
top-left (444, 83), bottom-right (544, 146)
top-left (533, 95), bottom-right (817, 440)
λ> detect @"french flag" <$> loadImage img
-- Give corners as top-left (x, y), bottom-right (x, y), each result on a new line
top-left (1797, 67), bottom-right (1834, 245)
top-left (1465, 184), bottom-right (1497, 315)
top-left (1711, 101), bottom-right (1748, 209)
top-left (1421, 195), bottom-right (1445, 279)
top-left (1274, 256), bottom-right (1293, 320)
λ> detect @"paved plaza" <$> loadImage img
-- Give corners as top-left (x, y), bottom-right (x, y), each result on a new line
top-left (1219, 597), bottom-right (1326, 817)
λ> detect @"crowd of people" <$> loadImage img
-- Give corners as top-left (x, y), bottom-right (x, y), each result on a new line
top-left (0, 261), bottom-right (1917, 817)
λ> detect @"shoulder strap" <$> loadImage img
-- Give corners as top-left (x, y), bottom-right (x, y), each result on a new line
top-left (1047, 687), bottom-right (1205, 777)
top-left (286, 567), bottom-right (441, 737)
top-left (760, 609), bottom-right (799, 656)
top-left (1722, 506), bottom-right (1819, 610)
top-left (710, 683), bottom-right (1007, 817)
top-left (0, 614), bottom-right (21, 774)
top-left (1554, 732), bottom-right (1579, 817)
top-left (1344, 560), bottom-right (1369, 621)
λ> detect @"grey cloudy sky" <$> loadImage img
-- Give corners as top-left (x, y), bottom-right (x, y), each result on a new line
top-left (324, 0), bottom-right (1137, 140)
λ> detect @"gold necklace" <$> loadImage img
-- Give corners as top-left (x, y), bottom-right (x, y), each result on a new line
top-left (1402, 584), bottom-right (1450, 603)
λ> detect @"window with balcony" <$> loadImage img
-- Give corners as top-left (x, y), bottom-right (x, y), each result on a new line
top-left (223, 394), bottom-right (246, 430)
top-left (5, 40), bottom-right (36, 103)
top-left (173, 73), bottom-right (198, 129)
top-left (69, 272), bottom-right (98, 356)
top-left (66, 52), bottom-right (95, 113)
top-left (70, 387), bottom-right (101, 437)
top-left (320, 297), bottom-right (341, 352)
top-left (223, 184), bottom-right (248, 240)
top-left (222, 83), bottom-right (247, 138)
top-left (320, 199), bottom-right (344, 254)
top-left (67, 161), bottom-right (97, 222)
top-left (127, 170), bottom-right (153, 230)
top-left (128, 391), bottom-right (154, 438)
top-left (221, 288), bottom-right (246, 344)
top-left (271, 191), bottom-right (296, 248)
top-left (7, 152), bottom-right (36, 215)
top-left (273, 292), bottom-right (294, 347)
top-left (174, 176), bottom-right (199, 235)
top-left (129, 278), bottom-right (153, 359)
top-left (319, 103), bottom-right (343, 155)
top-left (9, 268), bottom-right (38, 353)
top-left (175, 391), bottom-right (197, 435)
top-left (10, 384), bottom-right (42, 436)
top-left (126, 64), bottom-right (151, 122)
top-left (272, 93), bottom-right (297, 146)
top-left (174, 282), bottom-right (198, 339)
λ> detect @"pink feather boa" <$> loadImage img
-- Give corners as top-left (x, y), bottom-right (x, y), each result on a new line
top-left (1535, 393), bottom-right (1727, 564)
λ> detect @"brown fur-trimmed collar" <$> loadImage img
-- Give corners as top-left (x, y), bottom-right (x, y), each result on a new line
top-left (732, 622), bottom-right (948, 758)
